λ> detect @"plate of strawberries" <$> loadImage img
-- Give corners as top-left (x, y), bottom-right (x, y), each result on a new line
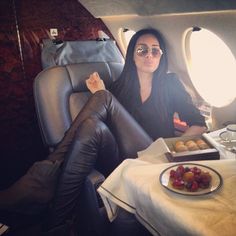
top-left (159, 163), bottom-right (223, 195)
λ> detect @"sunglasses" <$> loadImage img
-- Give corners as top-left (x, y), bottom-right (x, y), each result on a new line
top-left (136, 45), bottom-right (163, 57)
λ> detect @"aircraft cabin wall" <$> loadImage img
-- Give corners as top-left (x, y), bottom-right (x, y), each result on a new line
top-left (0, 0), bottom-right (113, 188)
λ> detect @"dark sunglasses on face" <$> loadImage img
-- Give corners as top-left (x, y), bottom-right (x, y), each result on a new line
top-left (136, 45), bottom-right (163, 57)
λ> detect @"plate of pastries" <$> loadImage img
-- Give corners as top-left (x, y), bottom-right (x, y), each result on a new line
top-left (174, 139), bottom-right (209, 153)
top-left (164, 135), bottom-right (220, 162)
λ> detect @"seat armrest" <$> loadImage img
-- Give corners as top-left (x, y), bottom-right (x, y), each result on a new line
top-left (86, 169), bottom-right (105, 190)
top-left (78, 170), bottom-right (110, 235)
top-left (84, 169), bottom-right (106, 215)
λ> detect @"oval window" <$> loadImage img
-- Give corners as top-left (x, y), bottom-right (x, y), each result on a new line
top-left (184, 27), bottom-right (236, 107)
top-left (119, 28), bottom-right (135, 55)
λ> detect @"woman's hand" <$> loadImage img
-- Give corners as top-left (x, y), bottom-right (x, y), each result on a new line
top-left (86, 72), bottom-right (106, 94)
top-left (182, 125), bottom-right (207, 137)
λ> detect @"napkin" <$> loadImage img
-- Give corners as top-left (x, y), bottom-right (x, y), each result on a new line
top-left (137, 138), bottom-right (169, 164)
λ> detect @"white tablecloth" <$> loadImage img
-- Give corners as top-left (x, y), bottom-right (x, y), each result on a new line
top-left (98, 130), bottom-right (236, 236)
top-left (98, 159), bottom-right (236, 236)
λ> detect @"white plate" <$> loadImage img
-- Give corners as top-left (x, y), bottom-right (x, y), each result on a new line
top-left (159, 163), bottom-right (223, 196)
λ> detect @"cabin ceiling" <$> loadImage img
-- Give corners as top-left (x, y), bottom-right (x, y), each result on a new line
top-left (78, 0), bottom-right (236, 17)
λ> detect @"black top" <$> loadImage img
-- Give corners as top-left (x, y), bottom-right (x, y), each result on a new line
top-left (111, 73), bottom-right (206, 140)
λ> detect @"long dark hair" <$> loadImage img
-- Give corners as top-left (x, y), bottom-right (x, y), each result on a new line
top-left (111, 28), bottom-right (169, 120)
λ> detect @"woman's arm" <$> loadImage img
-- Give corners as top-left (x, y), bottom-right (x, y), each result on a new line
top-left (182, 125), bottom-right (207, 136)
top-left (168, 74), bottom-right (207, 135)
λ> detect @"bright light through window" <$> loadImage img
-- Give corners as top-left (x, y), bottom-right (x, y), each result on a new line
top-left (123, 29), bottom-right (135, 47)
top-left (186, 28), bottom-right (236, 107)
top-left (119, 28), bottom-right (136, 56)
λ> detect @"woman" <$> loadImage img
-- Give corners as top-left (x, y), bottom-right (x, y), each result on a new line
top-left (50, 27), bottom-right (206, 228)
top-left (86, 28), bottom-right (207, 139)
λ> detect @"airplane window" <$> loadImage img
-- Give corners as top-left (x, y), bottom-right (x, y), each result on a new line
top-left (119, 28), bottom-right (135, 54)
top-left (123, 29), bottom-right (135, 46)
top-left (185, 27), bottom-right (236, 108)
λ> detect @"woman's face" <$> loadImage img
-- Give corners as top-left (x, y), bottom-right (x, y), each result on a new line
top-left (133, 34), bottom-right (163, 75)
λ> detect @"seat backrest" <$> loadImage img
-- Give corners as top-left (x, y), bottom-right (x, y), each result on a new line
top-left (34, 61), bottom-right (124, 149)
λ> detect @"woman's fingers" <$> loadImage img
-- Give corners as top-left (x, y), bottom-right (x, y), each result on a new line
top-left (90, 72), bottom-right (99, 80)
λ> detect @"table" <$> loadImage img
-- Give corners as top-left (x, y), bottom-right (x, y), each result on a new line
top-left (98, 159), bottom-right (236, 236)
top-left (98, 131), bottom-right (236, 236)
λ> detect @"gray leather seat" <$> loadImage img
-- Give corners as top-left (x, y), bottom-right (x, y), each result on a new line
top-left (34, 62), bottom-right (123, 149)
top-left (34, 62), bottom-right (124, 235)
top-left (34, 61), bottom-right (153, 236)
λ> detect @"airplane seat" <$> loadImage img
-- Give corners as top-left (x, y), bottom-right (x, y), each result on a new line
top-left (33, 60), bottom-right (153, 236)
top-left (34, 61), bottom-right (123, 150)
top-left (33, 62), bottom-right (121, 235)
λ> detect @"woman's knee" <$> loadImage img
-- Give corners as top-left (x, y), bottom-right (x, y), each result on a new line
top-left (71, 117), bottom-right (120, 176)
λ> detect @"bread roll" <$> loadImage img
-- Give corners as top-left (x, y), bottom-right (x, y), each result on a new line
top-left (196, 139), bottom-right (209, 150)
top-left (185, 140), bottom-right (199, 151)
top-left (175, 140), bottom-right (185, 147)
top-left (185, 140), bottom-right (195, 146)
top-left (175, 144), bottom-right (188, 152)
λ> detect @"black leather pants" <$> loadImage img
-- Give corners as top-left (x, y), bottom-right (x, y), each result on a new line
top-left (48, 90), bottom-right (152, 227)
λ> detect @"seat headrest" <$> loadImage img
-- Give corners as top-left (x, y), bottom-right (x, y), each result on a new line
top-left (41, 39), bottom-right (124, 69)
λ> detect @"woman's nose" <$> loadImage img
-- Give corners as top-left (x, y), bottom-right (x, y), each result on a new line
top-left (145, 49), bottom-right (153, 58)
